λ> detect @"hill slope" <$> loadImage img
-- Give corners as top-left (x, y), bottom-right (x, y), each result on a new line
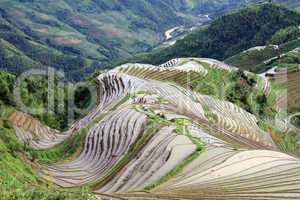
top-left (1, 1), bottom-right (300, 80)
top-left (126, 4), bottom-right (300, 72)
top-left (0, 0), bottom-right (260, 80)
top-left (1, 55), bottom-right (300, 199)
top-left (0, 2), bottom-right (300, 199)
top-left (225, 38), bottom-right (300, 72)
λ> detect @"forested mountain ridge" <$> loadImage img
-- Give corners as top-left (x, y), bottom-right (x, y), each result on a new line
top-left (0, 0), bottom-right (299, 80)
top-left (126, 3), bottom-right (300, 72)
top-left (0, 0), bottom-right (242, 80)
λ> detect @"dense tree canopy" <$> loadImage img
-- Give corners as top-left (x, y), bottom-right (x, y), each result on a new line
top-left (126, 4), bottom-right (300, 66)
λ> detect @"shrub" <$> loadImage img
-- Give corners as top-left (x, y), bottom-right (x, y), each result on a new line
top-left (270, 26), bottom-right (300, 45)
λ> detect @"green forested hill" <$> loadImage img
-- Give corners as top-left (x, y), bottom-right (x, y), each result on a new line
top-left (224, 38), bottom-right (300, 72)
top-left (126, 4), bottom-right (300, 72)
top-left (1, 0), bottom-right (253, 80)
top-left (0, 1), bottom-right (299, 79)
top-left (275, 0), bottom-right (300, 8)
top-left (0, 0), bottom-right (298, 80)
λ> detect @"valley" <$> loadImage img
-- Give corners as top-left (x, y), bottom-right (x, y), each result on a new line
top-left (0, 1), bottom-right (300, 200)
top-left (0, 0), bottom-right (299, 80)
top-left (160, 13), bottom-right (212, 48)
top-left (0, 0), bottom-right (250, 81)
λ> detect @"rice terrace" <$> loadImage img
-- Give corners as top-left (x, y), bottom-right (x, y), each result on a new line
top-left (0, 1), bottom-right (300, 200)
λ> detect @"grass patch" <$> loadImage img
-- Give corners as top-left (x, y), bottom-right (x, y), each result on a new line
top-left (259, 119), bottom-right (300, 155)
top-left (190, 67), bottom-right (230, 98)
top-left (202, 105), bottom-right (218, 123)
top-left (30, 128), bottom-right (88, 164)
top-left (144, 149), bottom-right (203, 191)
top-left (225, 45), bottom-right (280, 72)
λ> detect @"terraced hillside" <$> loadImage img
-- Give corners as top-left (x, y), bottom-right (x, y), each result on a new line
top-left (127, 4), bottom-right (300, 73)
top-left (270, 69), bottom-right (300, 109)
top-left (5, 57), bottom-right (300, 199)
top-left (266, 62), bottom-right (300, 134)
top-left (238, 44), bottom-right (300, 154)
top-left (222, 41), bottom-right (300, 134)
top-left (225, 38), bottom-right (300, 72)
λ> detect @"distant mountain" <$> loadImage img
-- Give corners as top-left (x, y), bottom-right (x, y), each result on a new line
top-left (275, 0), bottom-right (300, 8)
top-left (126, 3), bottom-right (300, 73)
top-left (0, 0), bottom-right (245, 80)
top-left (0, 0), bottom-right (196, 80)
top-left (0, 0), bottom-right (299, 80)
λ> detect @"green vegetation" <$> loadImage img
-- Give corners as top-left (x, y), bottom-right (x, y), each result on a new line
top-left (0, 107), bottom-right (99, 199)
top-left (270, 26), bottom-right (300, 45)
top-left (174, 118), bottom-right (204, 149)
top-left (144, 117), bottom-right (204, 191)
top-left (280, 39), bottom-right (300, 52)
top-left (226, 70), bottom-right (257, 113)
top-left (225, 45), bottom-right (280, 72)
top-left (1, 1), bottom-right (299, 79)
top-left (190, 67), bottom-right (230, 98)
top-left (288, 99), bottom-right (300, 114)
top-left (1, 0), bottom-right (254, 80)
top-left (0, 71), bottom-right (16, 105)
top-left (0, 70), bottom-right (95, 130)
top-left (226, 70), bottom-right (276, 119)
top-left (276, 51), bottom-right (300, 69)
top-left (291, 115), bottom-right (300, 129)
top-left (126, 4), bottom-right (300, 73)
top-left (203, 105), bottom-right (218, 123)
top-left (225, 38), bottom-right (300, 72)
top-left (188, 68), bottom-right (276, 120)
top-left (260, 120), bottom-right (300, 154)
top-left (30, 128), bottom-right (88, 164)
